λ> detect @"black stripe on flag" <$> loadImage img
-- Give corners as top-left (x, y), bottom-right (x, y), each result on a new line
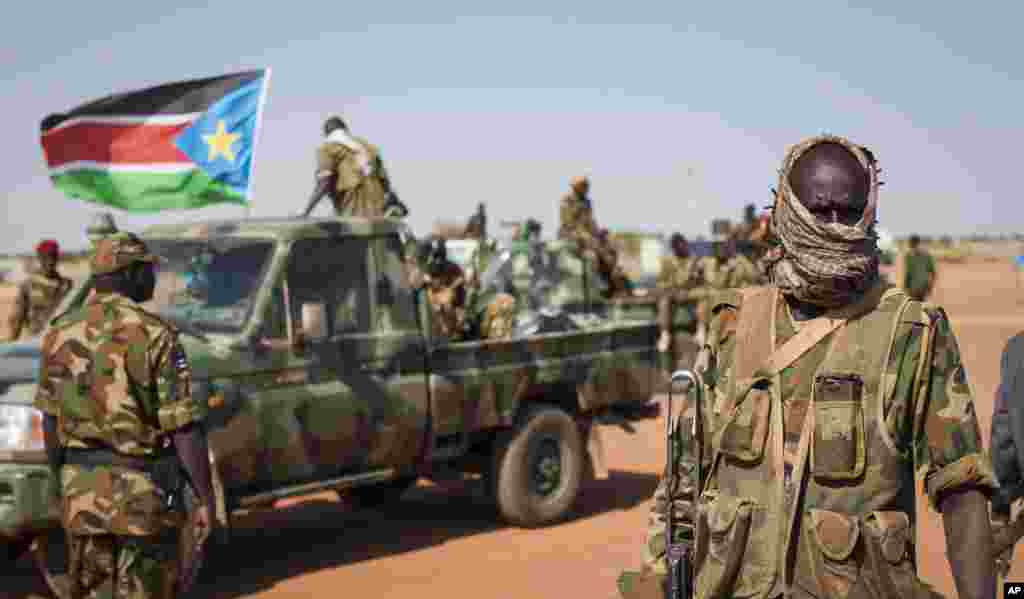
top-left (41, 70), bottom-right (263, 132)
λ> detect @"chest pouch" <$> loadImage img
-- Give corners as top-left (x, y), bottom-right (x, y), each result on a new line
top-left (811, 373), bottom-right (867, 481)
top-left (718, 381), bottom-right (772, 463)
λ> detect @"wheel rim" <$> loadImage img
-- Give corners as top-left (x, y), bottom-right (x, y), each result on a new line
top-left (529, 436), bottom-right (563, 497)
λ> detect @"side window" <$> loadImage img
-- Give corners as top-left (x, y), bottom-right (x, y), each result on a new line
top-left (371, 234), bottom-right (418, 332)
top-left (287, 238), bottom-right (371, 335)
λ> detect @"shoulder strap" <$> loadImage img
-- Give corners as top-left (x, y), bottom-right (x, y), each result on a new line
top-left (735, 282), bottom-right (899, 385)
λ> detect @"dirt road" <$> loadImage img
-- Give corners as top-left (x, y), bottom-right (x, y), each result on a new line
top-left (7, 257), bottom-right (1024, 598)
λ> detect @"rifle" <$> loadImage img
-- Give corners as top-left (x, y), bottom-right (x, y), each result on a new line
top-left (177, 479), bottom-right (206, 595)
top-left (665, 369), bottom-right (703, 599)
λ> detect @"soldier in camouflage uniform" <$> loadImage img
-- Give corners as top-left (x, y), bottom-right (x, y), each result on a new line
top-left (7, 240), bottom-right (73, 341)
top-left (34, 232), bottom-right (216, 598)
top-left (655, 233), bottom-right (704, 371)
top-left (303, 116), bottom-right (406, 219)
top-left (423, 239), bottom-right (468, 341)
top-left (714, 237), bottom-right (764, 289)
top-left (629, 135), bottom-right (995, 599)
top-left (558, 175), bottom-right (598, 254)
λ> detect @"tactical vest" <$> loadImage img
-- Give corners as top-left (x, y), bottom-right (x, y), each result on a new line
top-left (25, 273), bottom-right (71, 335)
top-left (693, 283), bottom-right (943, 599)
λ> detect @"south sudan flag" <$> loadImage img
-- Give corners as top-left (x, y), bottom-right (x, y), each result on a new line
top-left (40, 69), bottom-right (270, 212)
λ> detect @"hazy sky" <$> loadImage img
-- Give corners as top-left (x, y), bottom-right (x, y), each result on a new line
top-left (1, 2), bottom-right (1019, 253)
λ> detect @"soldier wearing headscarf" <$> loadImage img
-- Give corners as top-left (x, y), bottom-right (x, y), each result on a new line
top-left (303, 116), bottom-right (407, 218)
top-left (626, 135), bottom-right (995, 599)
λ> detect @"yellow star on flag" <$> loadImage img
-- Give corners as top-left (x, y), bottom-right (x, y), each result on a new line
top-left (202, 120), bottom-right (241, 162)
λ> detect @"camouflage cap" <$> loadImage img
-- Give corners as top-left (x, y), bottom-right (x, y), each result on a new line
top-left (90, 232), bottom-right (162, 275)
top-left (86, 212), bottom-right (119, 236)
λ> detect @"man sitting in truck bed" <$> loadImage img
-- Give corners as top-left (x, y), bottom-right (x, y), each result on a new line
top-left (423, 239), bottom-right (468, 342)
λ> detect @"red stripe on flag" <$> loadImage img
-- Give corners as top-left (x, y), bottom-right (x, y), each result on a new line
top-left (41, 122), bottom-right (194, 168)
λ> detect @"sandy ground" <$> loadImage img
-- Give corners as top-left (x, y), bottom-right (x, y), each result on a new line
top-left (7, 257), bottom-right (1024, 598)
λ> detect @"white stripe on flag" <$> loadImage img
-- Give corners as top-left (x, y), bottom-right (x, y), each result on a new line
top-left (49, 162), bottom-right (197, 176)
top-left (44, 113), bottom-right (201, 134)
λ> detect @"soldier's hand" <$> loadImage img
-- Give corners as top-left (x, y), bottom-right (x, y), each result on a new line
top-left (192, 504), bottom-right (212, 547)
top-left (992, 513), bottom-right (1016, 580)
top-left (657, 330), bottom-right (671, 353)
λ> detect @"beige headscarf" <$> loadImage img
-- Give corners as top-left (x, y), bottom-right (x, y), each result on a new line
top-left (762, 134), bottom-right (881, 308)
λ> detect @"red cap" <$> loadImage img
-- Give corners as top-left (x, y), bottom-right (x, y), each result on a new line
top-left (36, 240), bottom-right (59, 257)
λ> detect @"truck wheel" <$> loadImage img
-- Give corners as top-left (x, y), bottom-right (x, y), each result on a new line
top-left (492, 405), bottom-right (584, 528)
top-left (346, 476), bottom-right (418, 509)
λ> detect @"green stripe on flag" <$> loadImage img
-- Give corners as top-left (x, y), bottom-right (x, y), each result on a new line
top-left (51, 168), bottom-right (247, 212)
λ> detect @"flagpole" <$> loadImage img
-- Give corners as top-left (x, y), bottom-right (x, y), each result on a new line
top-left (244, 67), bottom-right (272, 220)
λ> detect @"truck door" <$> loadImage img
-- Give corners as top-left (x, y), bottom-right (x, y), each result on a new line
top-left (364, 234), bottom-right (430, 469)
top-left (266, 237), bottom-right (378, 482)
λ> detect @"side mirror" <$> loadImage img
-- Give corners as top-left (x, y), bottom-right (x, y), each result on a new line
top-left (299, 302), bottom-right (328, 342)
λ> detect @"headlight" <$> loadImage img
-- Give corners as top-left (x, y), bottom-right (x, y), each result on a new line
top-left (0, 401), bottom-right (45, 452)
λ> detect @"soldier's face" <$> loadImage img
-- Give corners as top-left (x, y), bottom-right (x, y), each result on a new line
top-left (788, 143), bottom-right (869, 227)
top-left (128, 263), bottom-right (157, 303)
top-left (37, 253), bottom-right (57, 273)
top-left (672, 240), bottom-right (689, 258)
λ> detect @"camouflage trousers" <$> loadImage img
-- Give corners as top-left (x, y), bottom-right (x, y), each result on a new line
top-left (67, 530), bottom-right (179, 599)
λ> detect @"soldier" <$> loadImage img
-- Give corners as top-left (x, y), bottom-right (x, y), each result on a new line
top-left (558, 175), bottom-right (600, 259)
top-left (714, 236), bottom-right (764, 289)
top-left (903, 234), bottom-right (937, 301)
top-left (633, 135), bottom-right (995, 599)
top-left (303, 116), bottom-right (407, 219)
top-left (7, 240), bottom-right (73, 341)
top-left (34, 232), bottom-right (216, 598)
top-left (655, 233), bottom-right (703, 369)
top-left (423, 239), bottom-right (468, 341)
top-left (85, 212), bottom-right (119, 247)
top-left (594, 228), bottom-right (633, 298)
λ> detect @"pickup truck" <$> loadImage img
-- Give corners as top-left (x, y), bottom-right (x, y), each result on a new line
top-left (1, 216), bottom-right (659, 596)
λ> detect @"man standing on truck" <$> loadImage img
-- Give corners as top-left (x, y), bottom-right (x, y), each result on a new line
top-left (303, 116), bottom-right (407, 219)
top-left (34, 232), bottom-right (217, 598)
top-left (6, 240), bottom-right (73, 341)
top-left (628, 135), bottom-right (996, 599)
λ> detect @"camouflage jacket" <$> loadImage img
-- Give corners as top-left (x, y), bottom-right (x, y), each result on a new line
top-left (656, 255), bottom-right (703, 293)
top-left (557, 191), bottom-right (596, 241)
top-left (34, 291), bottom-right (207, 535)
top-left (715, 254), bottom-right (763, 289)
top-left (643, 284), bottom-right (993, 596)
top-left (316, 137), bottom-right (392, 217)
top-left (9, 271), bottom-right (72, 340)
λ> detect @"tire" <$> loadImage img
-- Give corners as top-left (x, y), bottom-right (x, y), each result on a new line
top-left (346, 476), bottom-right (418, 509)
top-left (491, 405), bottom-right (584, 528)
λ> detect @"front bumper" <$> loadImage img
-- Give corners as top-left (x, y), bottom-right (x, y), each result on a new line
top-left (0, 461), bottom-right (59, 542)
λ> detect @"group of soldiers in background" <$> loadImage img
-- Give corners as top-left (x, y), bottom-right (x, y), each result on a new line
top-left (653, 202), bottom-right (770, 373)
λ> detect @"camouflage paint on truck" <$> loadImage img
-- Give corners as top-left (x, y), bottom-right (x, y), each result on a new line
top-left (1, 216), bottom-right (659, 592)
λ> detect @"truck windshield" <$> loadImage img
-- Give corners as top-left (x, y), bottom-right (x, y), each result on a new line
top-left (142, 239), bottom-right (274, 333)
